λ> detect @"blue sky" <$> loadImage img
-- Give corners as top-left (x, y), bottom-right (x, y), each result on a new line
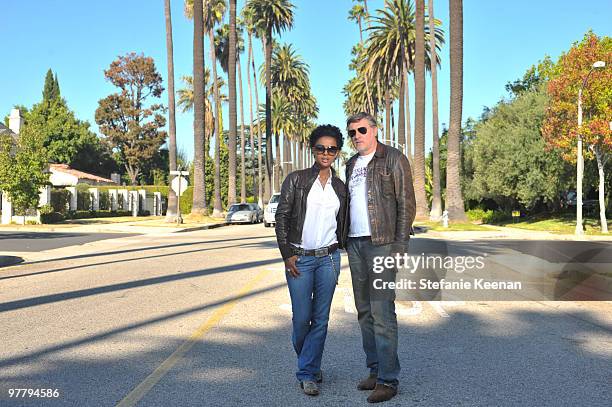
top-left (1, 0), bottom-right (611, 164)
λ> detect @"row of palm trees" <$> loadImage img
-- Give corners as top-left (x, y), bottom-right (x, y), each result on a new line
top-left (344, 0), bottom-right (466, 221)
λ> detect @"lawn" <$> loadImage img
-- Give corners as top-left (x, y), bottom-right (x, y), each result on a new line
top-left (415, 221), bottom-right (495, 232)
top-left (499, 213), bottom-right (610, 235)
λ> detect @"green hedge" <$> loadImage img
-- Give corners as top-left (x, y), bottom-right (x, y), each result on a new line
top-left (50, 189), bottom-right (71, 213)
top-left (40, 210), bottom-right (133, 224)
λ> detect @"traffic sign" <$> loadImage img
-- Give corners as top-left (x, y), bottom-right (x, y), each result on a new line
top-left (171, 176), bottom-right (189, 196)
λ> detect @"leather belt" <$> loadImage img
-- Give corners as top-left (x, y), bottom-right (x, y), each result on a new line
top-left (292, 243), bottom-right (339, 257)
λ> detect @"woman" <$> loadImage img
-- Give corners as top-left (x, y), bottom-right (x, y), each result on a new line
top-left (275, 124), bottom-right (347, 396)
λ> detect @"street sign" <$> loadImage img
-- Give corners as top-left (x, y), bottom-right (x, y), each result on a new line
top-left (171, 176), bottom-right (188, 196)
top-left (170, 170), bottom-right (190, 176)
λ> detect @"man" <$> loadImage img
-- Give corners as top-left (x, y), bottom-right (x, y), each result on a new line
top-left (345, 112), bottom-right (416, 403)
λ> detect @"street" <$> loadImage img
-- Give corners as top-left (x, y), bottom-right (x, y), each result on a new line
top-left (0, 224), bottom-right (610, 406)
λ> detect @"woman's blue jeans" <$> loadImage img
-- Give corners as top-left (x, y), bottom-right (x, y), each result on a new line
top-left (286, 250), bottom-right (340, 382)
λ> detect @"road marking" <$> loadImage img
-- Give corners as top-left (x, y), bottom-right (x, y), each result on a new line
top-left (116, 268), bottom-right (271, 407)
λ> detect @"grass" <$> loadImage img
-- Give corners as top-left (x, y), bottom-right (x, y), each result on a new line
top-left (415, 221), bottom-right (495, 232)
top-left (500, 213), bottom-right (610, 235)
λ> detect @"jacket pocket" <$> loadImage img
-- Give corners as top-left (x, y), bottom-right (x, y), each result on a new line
top-left (380, 173), bottom-right (394, 196)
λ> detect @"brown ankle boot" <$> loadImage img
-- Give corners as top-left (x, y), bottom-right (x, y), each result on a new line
top-left (366, 383), bottom-right (397, 403)
top-left (357, 373), bottom-right (377, 390)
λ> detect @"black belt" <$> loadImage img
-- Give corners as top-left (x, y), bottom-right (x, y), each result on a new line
top-left (292, 243), bottom-right (339, 257)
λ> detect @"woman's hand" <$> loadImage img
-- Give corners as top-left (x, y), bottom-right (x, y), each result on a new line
top-left (284, 255), bottom-right (300, 278)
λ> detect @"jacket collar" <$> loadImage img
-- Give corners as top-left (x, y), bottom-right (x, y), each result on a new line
top-left (347, 140), bottom-right (386, 166)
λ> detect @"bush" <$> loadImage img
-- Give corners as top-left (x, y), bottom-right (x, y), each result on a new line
top-left (99, 191), bottom-right (110, 210)
top-left (489, 210), bottom-right (512, 224)
top-left (40, 212), bottom-right (64, 224)
top-left (76, 185), bottom-right (92, 210)
top-left (50, 189), bottom-right (71, 213)
top-left (466, 208), bottom-right (492, 223)
top-left (39, 204), bottom-right (54, 215)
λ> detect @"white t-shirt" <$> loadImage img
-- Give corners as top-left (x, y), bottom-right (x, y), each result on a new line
top-left (299, 171), bottom-right (340, 250)
top-left (348, 151), bottom-right (375, 237)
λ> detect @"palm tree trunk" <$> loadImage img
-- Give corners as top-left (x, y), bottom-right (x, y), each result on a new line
top-left (191, 0), bottom-right (207, 216)
top-left (429, 0), bottom-right (442, 221)
top-left (405, 48), bottom-right (413, 163)
top-left (398, 67), bottom-right (405, 156)
top-left (391, 104), bottom-right (396, 146)
top-left (250, 33), bottom-right (265, 204)
top-left (209, 29), bottom-right (223, 217)
top-left (265, 31), bottom-right (274, 196)
top-left (385, 88), bottom-right (391, 144)
top-left (227, 0), bottom-right (237, 206)
top-left (246, 34), bottom-right (257, 203)
top-left (275, 132), bottom-right (281, 191)
top-left (164, 0), bottom-right (179, 221)
top-left (238, 55), bottom-right (246, 203)
top-left (447, 0), bottom-right (467, 221)
top-left (414, 0), bottom-right (429, 219)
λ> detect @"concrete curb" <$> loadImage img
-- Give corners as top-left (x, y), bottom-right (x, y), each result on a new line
top-left (173, 222), bottom-right (229, 233)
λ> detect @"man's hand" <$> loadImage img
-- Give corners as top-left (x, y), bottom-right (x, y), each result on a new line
top-left (284, 255), bottom-right (300, 278)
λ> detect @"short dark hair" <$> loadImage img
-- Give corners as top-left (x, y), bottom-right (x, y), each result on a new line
top-left (309, 124), bottom-right (344, 150)
top-left (346, 112), bottom-right (377, 128)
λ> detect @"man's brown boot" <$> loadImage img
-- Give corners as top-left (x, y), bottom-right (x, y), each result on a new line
top-left (366, 384), bottom-right (397, 403)
top-left (357, 373), bottom-right (377, 390)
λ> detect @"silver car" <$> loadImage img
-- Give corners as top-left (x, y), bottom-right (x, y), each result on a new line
top-left (226, 203), bottom-right (262, 224)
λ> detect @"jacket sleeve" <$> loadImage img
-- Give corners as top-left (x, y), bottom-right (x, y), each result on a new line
top-left (275, 174), bottom-right (296, 260)
top-left (394, 153), bottom-right (417, 242)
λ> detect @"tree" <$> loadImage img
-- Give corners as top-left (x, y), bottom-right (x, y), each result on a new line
top-left (429, 0), bottom-right (442, 220)
top-left (467, 88), bottom-right (571, 211)
top-left (42, 69), bottom-right (61, 103)
top-left (0, 126), bottom-right (49, 221)
top-left (414, 0), bottom-right (427, 218)
top-left (165, 0), bottom-right (179, 221)
top-left (95, 53), bottom-right (167, 185)
top-left (446, 0), bottom-right (466, 221)
top-left (244, 0), bottom-right (294, 198)
top-left (228, 0), bottom-right (238, 205)
top-left (542, 32), bottom-right (611, 232)
top-left (185, 0), bottom-right (226, 216)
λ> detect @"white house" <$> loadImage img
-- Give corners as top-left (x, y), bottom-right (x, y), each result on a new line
top-left (49, 164), bottom-right (116, 187)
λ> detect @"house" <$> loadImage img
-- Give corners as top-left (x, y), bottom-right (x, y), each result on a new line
top-left (49, 164), bottom-right (117, 187)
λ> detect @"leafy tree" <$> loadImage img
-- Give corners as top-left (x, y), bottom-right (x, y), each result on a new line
top-left (0, 126), bottom-right (49, 219)
top-left (95, 53), bottom-right (167, 185)
top-left (467, 88), bottom-right (571, 211)
top-left (42, 69), bottom-right (61, 103)
top-left (542, 32), bottom-right (611, 232)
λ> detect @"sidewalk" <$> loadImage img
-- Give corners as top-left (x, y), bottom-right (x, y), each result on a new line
top-left (0, 216), bottom-right (229, 235)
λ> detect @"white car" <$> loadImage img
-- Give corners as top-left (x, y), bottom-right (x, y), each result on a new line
top-left (263, 193), bottom-right (281, 227)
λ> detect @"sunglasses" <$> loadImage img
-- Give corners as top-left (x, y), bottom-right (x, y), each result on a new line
top-left (313, 145), bottom-right (339, 155)
top-left (348, 126), bottom-right (368, 137)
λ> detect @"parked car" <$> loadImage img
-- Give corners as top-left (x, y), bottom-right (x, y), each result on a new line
top-left (226, 203), bottom-right (261, 224)
top-left (249, 203), bottom-right (264, 223)
top-left (561, 191), bottom-right (598, 211)
top-left (264, 193), bottom-right (281, 227)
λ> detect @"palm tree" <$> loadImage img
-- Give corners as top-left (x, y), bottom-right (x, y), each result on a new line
top-left (190, 0), bottom-right (207, 216)
top-left (414, 0), bottom-right (427, 219)
top-left (177, 73), bottom-right (222, 135)
top-left (348, 4), bottom-right (366, 44)
top-left (244, 0), bottom-right (294, 196)
top-left (164, 0), bottom-right (179, 221)
top-left (428, 0), bottom-right (442, 220)
top-left (446, 0), bottom-right (466, 221)
top-left (227, 0), bottom-right (237, 206)
top-left (185, 0), bottom-right (227, 216)
top-left (243, 6), bottom-right (264, 204)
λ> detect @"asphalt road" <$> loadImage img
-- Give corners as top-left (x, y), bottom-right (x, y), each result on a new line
top-left (0, 231), bottom-right (140, 252)
top-left (0, 225), bottom-right (610, 406)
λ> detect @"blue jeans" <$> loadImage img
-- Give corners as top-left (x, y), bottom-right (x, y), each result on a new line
top-left (347, 237), bottom-right (400, 388)
top-left (286, 250), bottom-right (340, 382)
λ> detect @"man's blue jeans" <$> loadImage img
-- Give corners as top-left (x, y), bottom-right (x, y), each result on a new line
top-left (347, 237), bottom-right (400, 388)
top-left (286, 250), bottom-right (340, 382)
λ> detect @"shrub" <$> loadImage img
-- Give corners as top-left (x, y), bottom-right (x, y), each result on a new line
top-left (99, 191), bottom-right (110, 211)
top-left (40, 212), bottom-right (64, 224)
top-left (50, 189), bottom-right (71, 213)
top-left (76, 185), bottom-right (92, 210)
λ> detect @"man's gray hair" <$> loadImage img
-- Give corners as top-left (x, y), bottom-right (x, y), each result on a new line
top-left (346, 112), bottom-right (377, 129)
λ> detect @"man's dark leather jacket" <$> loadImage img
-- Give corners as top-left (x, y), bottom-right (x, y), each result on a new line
top-left (345, 142), bottom-right (416, 246)
top-left (275, 164), bottom-right (347, 260)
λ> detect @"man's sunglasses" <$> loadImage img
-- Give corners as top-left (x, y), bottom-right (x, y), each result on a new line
top-left (313, 145), bottom-right (339, 155)
top-left (348, 126), bottom-right (368, 137)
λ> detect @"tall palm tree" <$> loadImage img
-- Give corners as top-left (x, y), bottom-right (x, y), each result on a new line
top-left (446, 0), bottom-right (466, 221)
top-left (177, 73), bottom-right (222, 138)
top-left (185, 0), bottom-right (226, 216)
top-left (429, 0), bottom-right (442, 220)
top-left (164, 0), bottom-right (179, 221)
top-left (348, 4), bottom-right (366, 43)
top-left (244, 0), bottom-right (294, 195)
top-left (243, 6), bottom-right (263, 204)
top-left (414, 0), bottom-right (428, 219)
top-left (190, 0), bottom-right (207, 215)
top-left (227, 0), bottom-right (237, 205)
